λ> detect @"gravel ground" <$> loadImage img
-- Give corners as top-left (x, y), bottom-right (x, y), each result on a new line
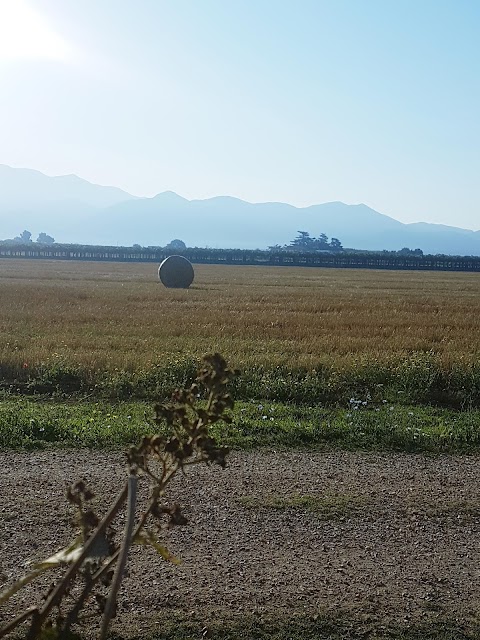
top-left (1, 449), bottom-right (480, 636)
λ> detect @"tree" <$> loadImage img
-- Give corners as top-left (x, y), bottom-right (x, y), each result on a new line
top-left (398, 247), bottom-right (423, 256)
top-left (329, 237), bottom-right (343, 251)
top-left (166, 239), bottom-right (187, 250)
top-left (14, 230), bottom-right (32, 243)
top-left (317, 233), bottom-right (329, 248)
top-left (36, 232), bottom-right (55, 244)
top-left (283, 231), bottom-right (343, 252)
top-left (290, 231), bottom-right (314, 249)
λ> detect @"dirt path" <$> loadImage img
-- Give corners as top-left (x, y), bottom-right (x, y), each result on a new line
top-left (1, 449), bottom-right (480, 635)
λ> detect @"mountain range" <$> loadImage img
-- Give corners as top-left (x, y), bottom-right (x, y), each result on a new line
top-left (1, 164), bottom-right (479, 255)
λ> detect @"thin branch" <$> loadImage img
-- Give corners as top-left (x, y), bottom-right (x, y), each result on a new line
top-left (99, 475), bottom-right (138, 640)
top-left (92, 552), bottom-right (118, 583)
top-left (62, 575), bottom-right (93, 635)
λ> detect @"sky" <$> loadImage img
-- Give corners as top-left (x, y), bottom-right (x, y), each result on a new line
top-left (0, 0), bottom-right (479, 229)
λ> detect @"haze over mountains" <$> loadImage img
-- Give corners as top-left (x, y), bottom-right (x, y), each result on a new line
top-left (1, 164), bottom-right (479, 255)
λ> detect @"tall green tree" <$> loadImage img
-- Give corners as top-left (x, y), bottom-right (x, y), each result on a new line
top-left (290, 231), bottom-right (314, 249)
top-left (317, 233), bottom-right (329, 248)
top-left (37, 233), bottom-right (55, 244)
top-left (329, 237), bottom-right (343, 251)
top-left (14, 230), bottom-right (32, 243)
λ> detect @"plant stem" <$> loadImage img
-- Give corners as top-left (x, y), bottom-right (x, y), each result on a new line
top-left (99, 475), bottom-right (138, 640)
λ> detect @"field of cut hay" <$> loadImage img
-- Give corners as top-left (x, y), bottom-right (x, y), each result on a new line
top-left (1, 258), bottom-right (479, 372)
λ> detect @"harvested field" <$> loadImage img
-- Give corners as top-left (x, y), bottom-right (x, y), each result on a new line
top-left (1, 259), bottom-right (480, 373)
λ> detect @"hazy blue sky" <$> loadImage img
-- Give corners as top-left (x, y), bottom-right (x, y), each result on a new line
top-left (0, 0), bottom-right (479, 229)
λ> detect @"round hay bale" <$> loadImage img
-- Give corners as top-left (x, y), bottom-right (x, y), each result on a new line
top-left (158, 255), bottom-right (194, 289)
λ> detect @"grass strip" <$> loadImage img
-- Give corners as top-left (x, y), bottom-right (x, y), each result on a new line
top-left (1, 397), bottom-right (480, 452)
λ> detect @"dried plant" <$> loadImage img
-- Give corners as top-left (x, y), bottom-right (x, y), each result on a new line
top-left (0, 354), bottom-right (236, 640)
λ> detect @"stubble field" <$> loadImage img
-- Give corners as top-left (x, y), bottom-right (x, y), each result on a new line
top-left (1, 258), bottom-right (480, 373)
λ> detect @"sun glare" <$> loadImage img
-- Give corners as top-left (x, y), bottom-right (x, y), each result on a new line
top-left (0, 0), bottom-right (72, 62)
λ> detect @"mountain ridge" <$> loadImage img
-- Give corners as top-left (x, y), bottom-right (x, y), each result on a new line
top-left (0, 164), bottom-right (478, 255)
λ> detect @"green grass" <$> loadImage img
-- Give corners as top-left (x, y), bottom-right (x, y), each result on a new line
top-left (238, 492), bottom-right (369, 519)
top-left (1, 395), bottom-right (480, 452)
top-left (422, 499), bottom-right (480, 520)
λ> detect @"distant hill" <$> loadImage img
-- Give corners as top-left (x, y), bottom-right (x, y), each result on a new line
top-left (0, 164), bottom-right (137, 240)
top-left (0, 164), bottom-right (136, 209)
top-left (0, 164), bottom-right (479, 255)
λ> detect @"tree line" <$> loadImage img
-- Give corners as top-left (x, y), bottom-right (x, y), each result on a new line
top-left (0, 231), bottom-right (423, 257)
top-left (0, 230), bottom-right (55, 245)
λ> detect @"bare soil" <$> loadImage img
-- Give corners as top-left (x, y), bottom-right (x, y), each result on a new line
top-left (1, 449), bottom-right (480, 636)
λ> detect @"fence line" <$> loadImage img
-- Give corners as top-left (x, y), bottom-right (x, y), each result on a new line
top-left (1, 245), bottom-right (480, 273)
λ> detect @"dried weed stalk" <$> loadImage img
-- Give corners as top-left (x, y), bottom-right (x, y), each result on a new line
top-left (0, 354), bottom-right (236, 640)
